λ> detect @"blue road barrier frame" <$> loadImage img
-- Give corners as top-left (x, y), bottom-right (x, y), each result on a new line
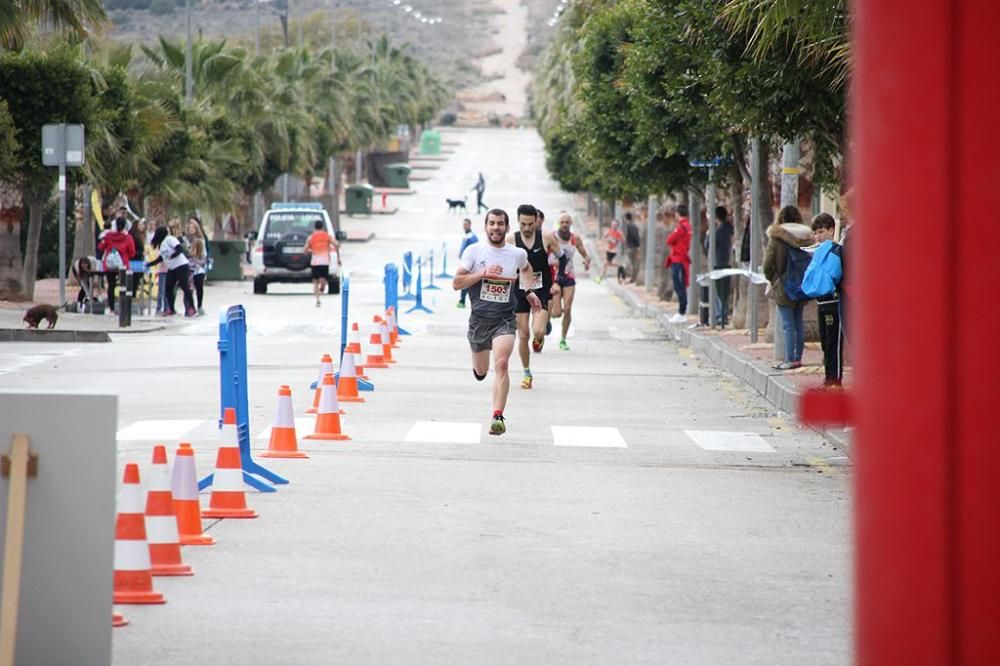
top-left (201, 305), bottom-right (289, 493)
top-left (406, 256), bottom-right (434, 314)
top-left (385, 263), bottom-right (411, 336)
top-left (400, 251), bottom-right (415, 301)
top-left (336, 275), bottom-right (374, 391)
top-left (436, 242), bottom-right (453, 279)
top-left (425, 249), bottom-right (441, 290)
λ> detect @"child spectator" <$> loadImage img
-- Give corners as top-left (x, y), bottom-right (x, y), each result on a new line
top-left (809, 213), bottom-right (843, 387)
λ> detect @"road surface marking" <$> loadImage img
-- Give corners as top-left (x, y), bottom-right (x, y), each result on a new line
top-left (117, 419), bottom-right (205, 441)
top-left (551, 426), bottom-right (627, 448)
top-left (685, 430), bottom-right (775, 452)
top-left (256, 418), bottom-right (316, 439)
top-left (405, 421), bottom-right (482, 444)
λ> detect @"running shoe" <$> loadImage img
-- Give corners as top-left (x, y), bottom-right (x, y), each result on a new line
top-left (545, 320), bottom-right (552, 336)
top-left (489, 413), bottom-right (506, 436)
top-left (521, 373), bottom-right (533, 389)
top-left (456, 301), bottom-right (466, 309)
top-left (559, 338), bottom-right (569, 351)
top-left (531, 335), bottom-right (545, 353)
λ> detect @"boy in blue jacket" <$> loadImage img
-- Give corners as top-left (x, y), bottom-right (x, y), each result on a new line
top-left (809, 214), bottom-right (843, 387)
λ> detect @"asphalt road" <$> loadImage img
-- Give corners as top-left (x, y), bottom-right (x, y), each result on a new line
top-left (0, 128), bottom-right (851, 665)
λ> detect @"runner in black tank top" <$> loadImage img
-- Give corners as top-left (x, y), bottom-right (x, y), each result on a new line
top-left (508, 204), bottom-right (561, 389)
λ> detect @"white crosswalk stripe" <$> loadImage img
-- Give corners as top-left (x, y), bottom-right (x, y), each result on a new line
top-left (550, 426), bottom-right (627, 448)
top-left (685, 430), bottom-right (775, 452)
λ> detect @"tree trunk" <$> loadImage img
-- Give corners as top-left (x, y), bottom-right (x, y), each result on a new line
top-left (21, 189), bottom-right (47, 300)
top-left (235, 189), bottom-right (252, 238)
top-left (0, 181), bottom-right (25, 299)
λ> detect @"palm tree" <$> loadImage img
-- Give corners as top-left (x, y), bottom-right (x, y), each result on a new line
top-left (0, 0), bottom-right (107, 51)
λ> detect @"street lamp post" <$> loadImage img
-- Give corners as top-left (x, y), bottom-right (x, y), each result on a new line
top-left (185, 0), bottom-right (193, 103)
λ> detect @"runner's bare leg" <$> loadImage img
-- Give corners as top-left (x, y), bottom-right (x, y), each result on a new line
top-left (491, 334), bottom-right (515, 412)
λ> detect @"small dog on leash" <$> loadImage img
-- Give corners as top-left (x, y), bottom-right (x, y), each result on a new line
top-left (23, 303), bottom-right (59, 329)
top-left (446, 197), bottom-right (468, 213)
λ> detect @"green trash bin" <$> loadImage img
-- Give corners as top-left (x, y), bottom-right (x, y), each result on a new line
top-left (346, 184), bottom-right (374, 215)
top-left (419, 130), bottom-right (441, 156)
top-left (384, 163), bottom-right (412, 189)
top-left (206, 240), bottom-right (247, 281)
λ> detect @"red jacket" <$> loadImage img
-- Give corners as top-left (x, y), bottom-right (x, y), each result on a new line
top-left (98, 231), bottom-right (136, 265)
top-left (665, 217), bottom-right (692, 267)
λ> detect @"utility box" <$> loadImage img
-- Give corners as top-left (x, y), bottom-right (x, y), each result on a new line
top-left (345, 184), bottom-right (374, 215)
top-left (384, 163), bottom-right (412, 189)
top-left (206, 240), bottom-right (247, 281)
top-left (419, 129), bottom-right (441, 156)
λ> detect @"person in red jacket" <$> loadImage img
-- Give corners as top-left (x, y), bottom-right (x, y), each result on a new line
top-left (97, 217), bottom-right (136, 315)
top-left (665, 204), bottom-right (692, 322)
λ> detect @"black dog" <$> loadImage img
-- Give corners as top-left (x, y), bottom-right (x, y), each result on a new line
top-left (23, 303), bottom-right (58, 329)
top-left (446, 197), bottom-right (468, 213)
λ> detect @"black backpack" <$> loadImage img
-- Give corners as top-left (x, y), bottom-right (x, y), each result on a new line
top-left (783, 246), bottom-right (813, 301)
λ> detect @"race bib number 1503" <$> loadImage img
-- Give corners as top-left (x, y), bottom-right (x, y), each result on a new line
top-left (480, 278), bottom-right (512, 303)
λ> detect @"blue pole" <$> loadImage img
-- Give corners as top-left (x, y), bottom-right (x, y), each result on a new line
top-left (337, 275), bottom-right (375, 392)
top-left (437, 242), bottom-right (453, 278)
top-left (390, 263), bottom-right (411, 335)
top-left (400, 251), bottom-right (415, 300)
top-left (406, 256), bottom-right (434, 314)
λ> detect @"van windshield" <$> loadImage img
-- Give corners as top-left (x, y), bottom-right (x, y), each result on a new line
top-left (263, 212), bottom-right (325, 240)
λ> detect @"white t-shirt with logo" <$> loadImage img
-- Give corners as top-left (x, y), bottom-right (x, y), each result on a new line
top-left (460, 241), bottom-right (530, 319)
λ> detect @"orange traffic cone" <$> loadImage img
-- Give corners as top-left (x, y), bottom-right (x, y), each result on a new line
top-left (113, 611), bottom-right (128, 628)
top-left (172, 442), bottom-right (215, 546)
top-left (202, 408), bottom-right (258, 519)
top-left (364, 324), bottom-right (389, 368)
top-left (305, 373), bottom-right (350, 441)
top-left (113, 463), bottom-right (165, 604)
top-left (337, 352), bottom-right (365, 403)
top-left (260, 385), bottom-right (308, 458)
top-left (146, 445), bottom-right (193, 576)
top-left (386, 307), bottom-right (400, 347)
top-left (345, 322), bottom-right (362, 355)
top-left (380, 321), bottom-right (396, 363)
top-left (307, 354), bottom-right (334, 414)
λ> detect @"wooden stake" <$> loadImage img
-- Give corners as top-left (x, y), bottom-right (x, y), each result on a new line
top-left (1, 434), bottom-right (36, 666)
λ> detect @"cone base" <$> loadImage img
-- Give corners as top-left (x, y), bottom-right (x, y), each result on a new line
top-left (338, 395), bottom-right (365, 403)
top-left (112, 612), bottom-right (128, 628)
top-left (179, 533), bottom-right (216, 546)
top-left (304, 432), bottom-right (351, 441)
top-left (259, 449), bottom-right (309, 459)
top-left (113, 591), bottom-right (165, 605)
top-left (305, 407), bottom-right (318, 414)
top-left (203, 507), bottom-right (259, 519)
top-left (151, 563), bottom-right (194, 576)
top-left (365, 361), bottom-right (389, 369)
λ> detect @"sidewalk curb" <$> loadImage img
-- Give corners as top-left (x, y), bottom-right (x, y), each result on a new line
top-left (0, 328), bottom-right (111, 343)
top-left (605, 280), bottom-right (852, 456)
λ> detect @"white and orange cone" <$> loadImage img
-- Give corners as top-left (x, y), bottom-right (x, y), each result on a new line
top-left (345, 322), bottom-right (362, 355)
top-left (202, 408), bottom-right (258, 519)
top-left (380, 320), bottom-right (396, 363)
top-left (113, 463), bottom-right (166, 604)
top-left (364, 324), bottom-right (389, 368)
top-left (172, 442), bottom-right (215, 546)
top-left (113, 611), bottom-right (128, 628)
top-left (305, 373), bottom-right (350, 441)
top-left (146, 445), bottom-right (193, 576)
top-left (307, 354), bottom-right (334, 414)
top-left (337, 352), bottom-right (365, 403)
top-left (386, 307), bottom-right (400, 347)
top-left (260, 385), bottom-right (308, 459)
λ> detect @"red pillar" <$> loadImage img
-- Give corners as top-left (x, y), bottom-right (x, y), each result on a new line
top-left (852, 0), bottom-right (1000, 663)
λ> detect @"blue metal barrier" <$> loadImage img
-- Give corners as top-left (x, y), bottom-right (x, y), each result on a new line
top-left (201, 305), bottom-right (289, 493)
top-left (436, 242), bottom-right (453, 279)
top-left (385, 263), bottom-right (411, 336)
top-left (425, 249), bottom-right (441, 290)
top-left (405, 256), bottom-right (434, 314)
top-left (337, 276), bottom-right (374, 391)
top-left (400, 251), bottom-right (415, 301)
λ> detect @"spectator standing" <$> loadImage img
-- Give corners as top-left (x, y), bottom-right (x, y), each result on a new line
top-left (666, 205), bottom-right (693, 322)
top-left (763, 205), bottom-right (814, 370)
top-left (185, 216), bottom-right (209, 316)
top-left (704, 206), bottom-right (734, 326)
top-left (596, 220), bottom-right (624, 284)
top-left (809, 213), bottom-right (843, 387)
top-left (129, 219), bottom-right (146, 299)
top-left (457, 218), bottom-right (479, 308)
top-left (623, 212), bottom-right (642, 284)
top-left (472, 173), bottom-right (488, 213)
top-left (97, 216), bottom-right (136, 315)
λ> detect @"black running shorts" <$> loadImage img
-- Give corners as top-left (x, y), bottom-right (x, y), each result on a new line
top-left (514, 288), bottom-right (550, 314)
top-left (311, 265), bottom-right (330, 279)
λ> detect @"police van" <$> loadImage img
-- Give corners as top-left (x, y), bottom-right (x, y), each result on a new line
top-left (249, 203), bottom-right (346, 295)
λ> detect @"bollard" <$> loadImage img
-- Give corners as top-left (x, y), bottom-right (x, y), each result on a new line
top-left (405, 257), bottom-right (434, 314)
top-left (425, 249), bottom-right (441, 290)
top-left (117, 267), bottom-right (132, 328)
top-left (436, 242), bottom-right (453, 279)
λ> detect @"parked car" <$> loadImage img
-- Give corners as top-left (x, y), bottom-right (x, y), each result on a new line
top-left (249, 203), bottom-right (346, 295)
